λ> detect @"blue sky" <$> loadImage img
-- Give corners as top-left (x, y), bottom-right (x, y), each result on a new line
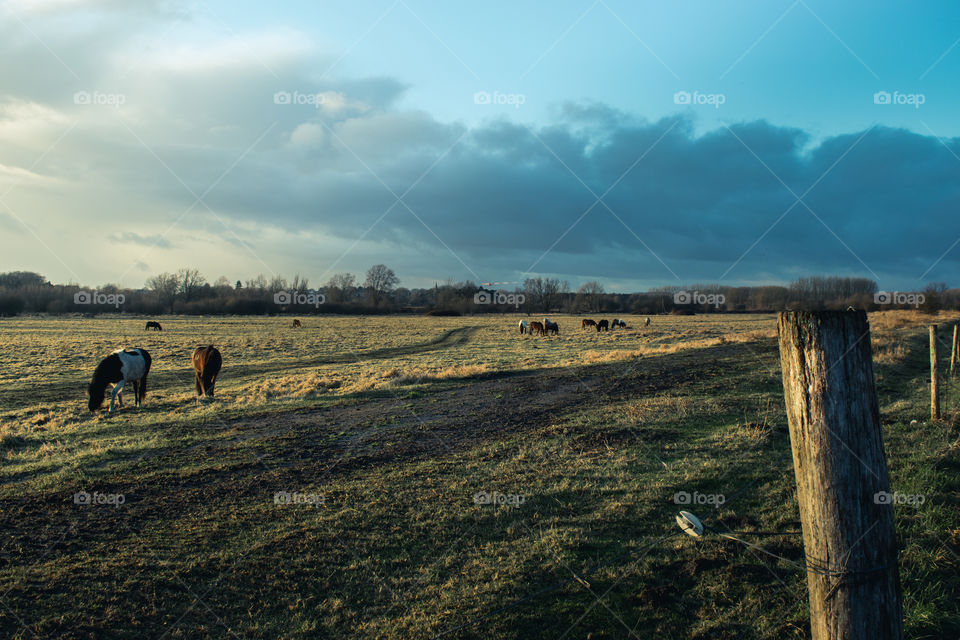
top-left (1, 0), bottom-right (958, 291)
top-left (237, 0), bottom-right (960, 136)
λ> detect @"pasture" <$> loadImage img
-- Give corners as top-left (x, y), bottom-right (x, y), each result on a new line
top-left (0, 312), bottom-right (958, 639)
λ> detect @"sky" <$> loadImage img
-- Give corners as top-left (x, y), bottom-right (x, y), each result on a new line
top-left (1, 0), bottom-right (959, 292)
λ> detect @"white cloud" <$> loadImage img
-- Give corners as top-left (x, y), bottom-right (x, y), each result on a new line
top-left (142, 29), bottom-right (314, 73)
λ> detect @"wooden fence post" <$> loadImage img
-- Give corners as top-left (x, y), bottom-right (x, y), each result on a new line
top-left (930, 325), bottom-right (940, 421)
top-left (778, 311), bottom-right (902, 640)
top-left (950, 325), bottom-right (958, 378)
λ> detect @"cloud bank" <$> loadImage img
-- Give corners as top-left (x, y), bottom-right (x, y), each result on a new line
top-left (0, 1), bottom-right (958, 290)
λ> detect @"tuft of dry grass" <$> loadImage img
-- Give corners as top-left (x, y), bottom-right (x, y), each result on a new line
top-left (874, 337), bottom-right (909, 365)
top-left (234, 372), bottom-right (342, 404)
top-left (390, 364), bottom-right (490, 385)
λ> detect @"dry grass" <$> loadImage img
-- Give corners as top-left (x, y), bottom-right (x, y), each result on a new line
top-left (869, 309), bottom-right (959, 330)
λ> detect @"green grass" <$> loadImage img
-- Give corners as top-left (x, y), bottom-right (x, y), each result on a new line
top-left (0, 313), bottom-right (958, 639)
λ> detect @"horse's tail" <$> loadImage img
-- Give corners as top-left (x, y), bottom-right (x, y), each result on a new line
top-left (140, 349), bottom-right (152, 402)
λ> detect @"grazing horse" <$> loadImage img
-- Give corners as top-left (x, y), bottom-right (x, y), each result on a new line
top-left (192, 345), bottom-right (223, 399)
top-left (292, 319), bottom-right (302, 328)
top-left (581, 319), bottom-right (597, 329)
top-left (88, 348), bottom-right (151, 413)
top-left (545, 319), bottom-right (559, 335)
top-left (145, 321), bottom-right (162, 331)
top-left (596, 319), bottom-right (609, 332)
top-left (645, 317), bottom-right (651, 327)
top-left (528, 321), bottom-right (546, 336)
top-left (519, 320), bottom-right (527, 334)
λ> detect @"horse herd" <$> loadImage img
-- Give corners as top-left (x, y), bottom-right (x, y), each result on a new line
top-left (88, 315), bottom-right (652, 414)
top-left (87, 343), bottom-right (222, 413)
top-left (519, 316), bottom-right (650, 336)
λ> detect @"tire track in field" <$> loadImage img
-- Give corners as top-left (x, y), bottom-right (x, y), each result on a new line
top-left (0, 325), bottom-right (481, 410)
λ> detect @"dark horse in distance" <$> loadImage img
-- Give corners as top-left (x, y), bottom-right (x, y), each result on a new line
top-left (145, 321), bottom-right (162, 331)
top-left (192, 345), bottom-right (223, 399)
top-left (88, 348), bottom-right (152, 413)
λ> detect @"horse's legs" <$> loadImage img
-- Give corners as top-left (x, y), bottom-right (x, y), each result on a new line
top-left (110, 380), bottom-right (125, 412)
top-left (132, 380), bottom-right (139, 407)
top-left (195, 371), bottom-right (203, 397)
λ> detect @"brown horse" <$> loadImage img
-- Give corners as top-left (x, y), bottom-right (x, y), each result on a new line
top-left (292, 319), bottom-right (302, 328)
top-left (581, 319), bottom-right (596, 329)
top-left (528, 321), bottom-right (546, 336)
top-left (596, 319), bottom-right (609, 332)
top-left (192, 345), bottom-right (222, 399)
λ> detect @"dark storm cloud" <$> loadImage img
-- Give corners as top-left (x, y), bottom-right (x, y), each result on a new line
top-left (206, 106), bottom-right (960, 287)
top-left (110, 231), bottom-right (172, 248)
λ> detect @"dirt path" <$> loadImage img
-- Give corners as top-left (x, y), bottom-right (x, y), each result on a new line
top-left (118, 342), bottom-right (758, 494)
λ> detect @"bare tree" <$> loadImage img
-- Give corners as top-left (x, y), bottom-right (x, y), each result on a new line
top-left (575, 281), bottom-right (605, 312)
top-left (525, 277), bottom-right (567, 312)
top-left (326, 273), bottom-right (356, 303)
top-left (146, 272), bottom-right (180, 309)
top-left (290, 273), bottom-right (309, 292)
top-left (213, 276), bottom-right (232, 293)
top-left (245, 274), bottom-right (267, 292)
top-left (176, 268), bottom-right (206, 301)
top-left (268, 274), bottom-right (288, 293)
top-left (365, 264), bottom-right (399, 307)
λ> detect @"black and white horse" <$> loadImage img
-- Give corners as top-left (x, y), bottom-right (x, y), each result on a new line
top-left (519, 320), bottom-right (527, 335)
top-left (544, 319), bottom-right (559, 335)
top-left (88, 348), bottom-right (152, 413)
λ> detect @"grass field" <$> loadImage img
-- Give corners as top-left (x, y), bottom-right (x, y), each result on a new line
top-left (1, 312), bottom-right (958, 639)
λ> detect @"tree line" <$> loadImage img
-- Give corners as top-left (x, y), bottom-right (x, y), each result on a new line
top-left (0, 269), bottom-right (956, 316)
